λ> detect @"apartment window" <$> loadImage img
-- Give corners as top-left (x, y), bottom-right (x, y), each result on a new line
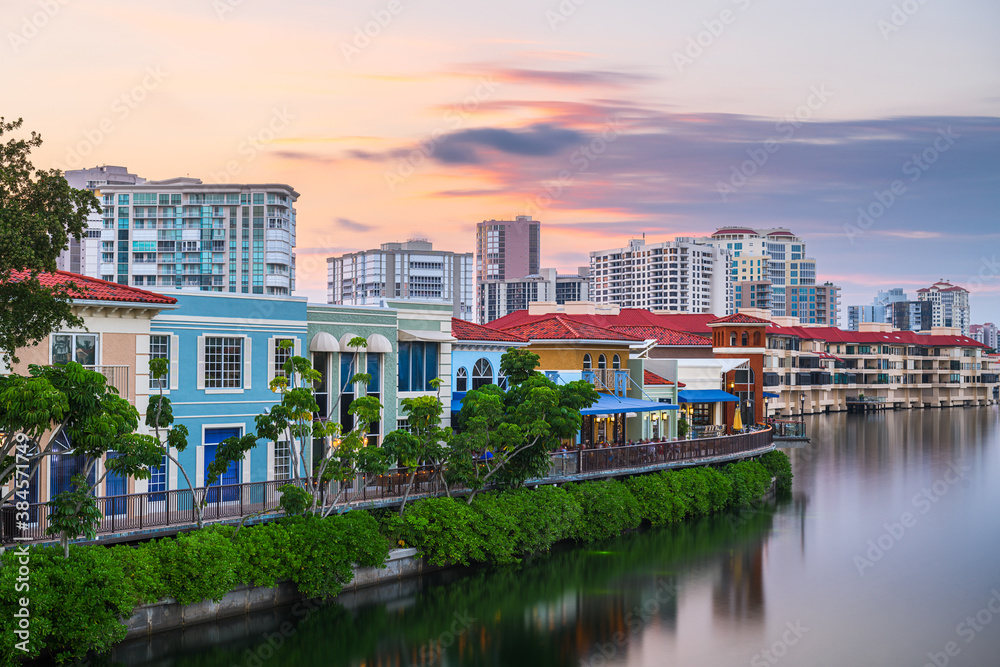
top-left (598, 354), bottom-right (607, 370)
top-left (397, 341), bottom-right (439, 392)
top-left (148, 455), bottom-right (167, 502)
top-left (52, 333), bottom-right (97, 366)
top-left (205, 337), bottom-right (243, 388)
top-left (274, 440), bottom-right (291, 480)
top-left (472, 358), bottom-right (494, 390)
top-left (583, 354), bottom-right (592, 371)
top-left (612, 354), bottom-right (621, 370)
top-left (150, 334), bottom-right (170, 389)
top-left (273, 338), bottom-right (294, 378)
top-left (456, 367), bottom-right (468, 392)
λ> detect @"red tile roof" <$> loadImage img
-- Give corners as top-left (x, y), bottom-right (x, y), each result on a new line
top-left (609, 325), bottom-right (712, 347)
top-left (8, 270), bottom-right (178, 305)
top-left (766, 323), bottom-right (986, 348)
top-left (485, 309), bottom-right (718, 335)
top-left (451, 318), bottom-right (527, 343)
top-left (712, 228), bottom-right (757, 236)
top-left (643, 369), bottom-right (685, 387)
top-left (499, 316), bottom-right (640, 342)
top-left (708, 313), bottom-right (773, 325)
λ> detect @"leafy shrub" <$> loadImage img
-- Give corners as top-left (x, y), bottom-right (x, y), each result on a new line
top-left (278, 483), bottom-right (312, 516)
top-left (759, 450), bottom-right (793, 494)
top-left (625, 473), bottom-right (683, 526)
top-left (0, 544), bottom-right (135, 665)
top-left (400, 497), bottom-right (484, 566)
top-left (513, 485), bottom-right (581, 553)
top-left (565, 479), bottom-right (641, 542)
top-left (722, 459), bottom-right (772, 508)
top-left (470, 492), bottom-right (524, 564)
top-left (150, 527), bottom-right (241, 605)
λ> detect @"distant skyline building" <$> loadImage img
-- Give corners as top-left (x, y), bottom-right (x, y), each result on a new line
top-left (971, 323), bottom-right (998, 350)
top-left (589, 237), bottom-right (732, 315)
top-left (692, 227), bottom-right (840, 325)
top-left (327, 239), bottom-right (474, 320)
top-left (478, 267), bottom-right (590, 323)
top-left (63, 166), bottom-right (298, 295)
top-left (917, 280), bottom-right (971, 335)
top-left (476, 215), bottom-right (541, 322)
top-left (892, 300), bottom-right (934, 332)
top-left (847, 288), bottom-right (908, 331)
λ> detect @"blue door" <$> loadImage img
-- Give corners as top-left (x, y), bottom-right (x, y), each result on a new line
top-left (104, 451), bottom-right (127, 515)
top-left (204, 427), bottom-right (241, 502)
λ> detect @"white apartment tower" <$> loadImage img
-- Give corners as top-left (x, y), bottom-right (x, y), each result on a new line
top-left (328, 239), bottom-right (475, 321)
top-left (917, 280), bottom-right (971, 335)
top-left (589, 238), bottom-right (732, 315)
top-left (63, 167), bottom-right (298, 295)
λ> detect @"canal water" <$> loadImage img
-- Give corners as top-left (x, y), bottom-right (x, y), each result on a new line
top-left (114, 408), bottom-right (1000, 666)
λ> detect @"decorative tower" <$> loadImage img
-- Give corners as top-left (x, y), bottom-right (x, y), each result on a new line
top-left (708, 313), bottom-right (770, 426)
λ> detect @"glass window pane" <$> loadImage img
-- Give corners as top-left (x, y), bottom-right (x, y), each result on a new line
top-left (398, 343), bottom-right (411, 392)
top-left (52, 335), bottom-right (72, 365)
top-left (412, 343), bottom-right (424, 392)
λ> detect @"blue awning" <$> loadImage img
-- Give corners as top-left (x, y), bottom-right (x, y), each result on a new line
top-left (580, 394), bottom-right (679, 415)
top-left (763, 392), bottom-right (780, 398)
top-left (451, 391), bottom-right (467, 413)
top-left (678, 390), bottom-right (740, 403)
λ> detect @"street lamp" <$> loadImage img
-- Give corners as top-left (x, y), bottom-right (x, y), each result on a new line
top-left (800, 393), bottom-right (805, 415)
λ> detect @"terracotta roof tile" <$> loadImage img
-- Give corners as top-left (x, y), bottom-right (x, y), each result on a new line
top-left (500, 316), bottom-right (640, 342)
top-left (451, 318), bottom-right (527, 343)
top-left (8, 270), bottom-right (178, 305)
top-left (609, 325), bottom-right (712, 346)
top-left (644, 369), bottom-right (684, 386)
top-left (708, 313), bottom-right (773, 325)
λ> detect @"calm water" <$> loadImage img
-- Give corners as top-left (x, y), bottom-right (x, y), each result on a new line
top-left (115, 408), bottom-right (1000, 667)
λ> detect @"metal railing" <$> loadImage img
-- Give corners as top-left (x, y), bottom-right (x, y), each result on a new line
top-left (1, 428), bottom-right (773, 545)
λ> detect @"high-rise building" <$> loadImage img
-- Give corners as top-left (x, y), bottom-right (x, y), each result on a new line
top-left (478, 267), bottom-right (590, 323)
top-left (970, 323), bottom-right (998, 350)
top-left (813, 282), bottom-right (841, 327)
top-left (693, 227), bottom-right (840, 324)
top-left (847, 288), bottom-right (908, 331)
top-left (328, 239), bottom-right (474, 320)
top-left (892, 300), bottom-right (934, 332)
top-left (59, 166), bottom-right (145, 276)
top-left (476, 215), bottom-right (541, 322)
top-left (589, 238), bottom-right (732, 315)
top-left (917, 280), bottom-right (971, 335)
top-left (63, 167), bottom-right (298, 295)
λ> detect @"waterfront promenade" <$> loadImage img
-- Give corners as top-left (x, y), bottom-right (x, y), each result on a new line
top-left (1, 427), bottom-right (773, 547)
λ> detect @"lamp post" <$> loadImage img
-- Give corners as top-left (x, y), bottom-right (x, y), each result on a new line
top-left (800, 393), bottom-right (805, 416)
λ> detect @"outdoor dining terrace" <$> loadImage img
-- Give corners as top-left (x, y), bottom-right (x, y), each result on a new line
top-left (1, 426), bottom-right (774, 546)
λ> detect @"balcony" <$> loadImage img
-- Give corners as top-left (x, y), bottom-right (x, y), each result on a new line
top-left (83, 365), bottom-right (132, 401)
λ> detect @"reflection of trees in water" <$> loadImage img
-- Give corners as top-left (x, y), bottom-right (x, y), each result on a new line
top-left (713, 540), bottom-right (766, 626)
top-left (114, 506), bottom-right (780, 667)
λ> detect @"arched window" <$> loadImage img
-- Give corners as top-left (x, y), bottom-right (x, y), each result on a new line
top-left (612, 354), bottom-right (621, 369)
top-left (742, 332), bottom-right (749, 346)
top-left (472, 358), bottom-right (493, 390)
top-left (598, 354), bottom-right (607, 370)
top-left (730, 332), bottom-right (737, 346)
top-left (753, 331), bottom-right (761, 346)
top-left (456, 367), bottom-right (468, 392)
top-left (583, 354), bottom-right (592, 371)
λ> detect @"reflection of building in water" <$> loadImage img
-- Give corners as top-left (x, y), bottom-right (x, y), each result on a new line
top-left (713, 538), bottom-right (766, 624)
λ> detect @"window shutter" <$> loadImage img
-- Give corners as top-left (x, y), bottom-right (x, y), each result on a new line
top-left (196, 336), bottom-right (205, 390)
top-left (293, 337), bottom-right (301, 357)
top-left (169, 335), bottom-right (179, 390)
top-left (267, 336), bottom-right (276, 385)
top-left (266, 441), bottom-right (275, 482)
top-left (243, 337), bottom-right (252, 390)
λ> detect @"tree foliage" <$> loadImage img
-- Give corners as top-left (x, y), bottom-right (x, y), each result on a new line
top-left (0, 117), bottom-right (101, 364)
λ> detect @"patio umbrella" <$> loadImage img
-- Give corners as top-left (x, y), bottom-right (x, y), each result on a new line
top-left (733, 406), bottom-right (743, 432)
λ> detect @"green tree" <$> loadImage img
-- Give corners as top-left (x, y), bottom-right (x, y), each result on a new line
top-left (0, 117), bottom-right (101, 365)
top-left (383, 379), bottom-right (452, 514)
top-left (449, 348), bottom-right (599, 502)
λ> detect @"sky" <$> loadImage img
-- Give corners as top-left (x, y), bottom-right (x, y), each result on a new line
top-left (4, 0), bottom-right (999, 322)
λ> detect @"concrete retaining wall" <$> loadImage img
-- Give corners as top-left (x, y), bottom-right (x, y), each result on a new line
top-left (123, 548), bottom-right (438, 640)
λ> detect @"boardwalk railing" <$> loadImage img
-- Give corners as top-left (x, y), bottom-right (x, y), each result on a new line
top-left (1, 427), bottom-right (772, 545)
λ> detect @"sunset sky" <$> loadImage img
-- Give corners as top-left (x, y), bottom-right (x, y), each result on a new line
top-left (5, 0), bottom-right (999, 320)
